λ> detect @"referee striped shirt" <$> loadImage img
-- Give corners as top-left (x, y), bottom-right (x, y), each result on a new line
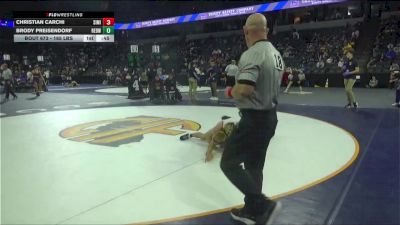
top-left (225, 64), bottom-right (239, 77)
top-left (236, 40), bottom-right (284, 110)
top-left (2, 68), bottom-right (12, 80)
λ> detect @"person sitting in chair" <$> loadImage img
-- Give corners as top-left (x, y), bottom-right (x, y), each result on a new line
top-left (165, 73), bottom-right (182, 103)
top-left (367, 76), bottom-right (379, 88)
top-left (151, 75), bottom-right (165, 103)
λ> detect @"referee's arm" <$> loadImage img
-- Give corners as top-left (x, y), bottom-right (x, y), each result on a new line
top-left (231, 56), bottom-right (260, 100)
top-left (231, 79), bottom-right (256, 100)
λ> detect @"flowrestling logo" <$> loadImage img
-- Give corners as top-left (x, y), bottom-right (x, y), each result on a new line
top-left (59, 116), bottom-right (200, 147)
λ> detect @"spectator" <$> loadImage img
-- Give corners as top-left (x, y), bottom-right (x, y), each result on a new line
top-left (139, 68), bottom-right (149, 95)
top-left (284, 67), bottom-right (306, 93)
top-left (147, 65), bottom-right (157, 100)
top-left (351, 29), bottom-right (359, 40)
top-left (367, 76), bottom-right (379, 88)
top-left (156, 65), bottom-right (163, 77)
top-left (66, 79), bottom-right (80, 88)
top-left (115, 68), bottom-right (121, 78)
top-left (43, 68), bottom-right (50, 85)
top-left (343, 41), bottom-right (354, 54)
top-left (0, 21), bottom-right (361, 89)
top-left (292, 28), bottom-right (300, 40)
top-left (164, 72), bottom-right (182, 102)
top-left (281, 67), bottom-right (291, 87)
top-left (389, 62), bottom-right (400, 89)
top-left (127, 71), bottom-right (145, 99)
top-left (115, 74), bottom-right (122, 86)
top-left (386, 48), bottom-right (397, 60)
top-left (61, 73), bottom-right (67, 86)
top-left (19, 70), bottom-right (30, 88)
top-left (66, 75), bottom-right (72, 86)
top-left (151, 74), bottom-right (164, 103)
top-left (105, 68), bottom-right (112, 84)
top-left (338, 57), bottom-right (345, 68)
top-left (335, 10), bottom-right (343, 19)
top-left (390, 61), bottom-right (399, 73)
top-left (394, 44), bottom-right (400, 55)
top-left (390, 72), bottom-right (400, 107)
top-left (326, 56), bottom-right (334, 64)
top-left (367, 47), bottom-right (381, 69)
top-left (316, 58), bottom-right (325, 68)
top-left (283, 48), bottom-right (290, 58)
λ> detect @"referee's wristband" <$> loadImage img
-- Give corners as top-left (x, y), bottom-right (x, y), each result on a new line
top-left (226, 87), bottom-right (233, 98)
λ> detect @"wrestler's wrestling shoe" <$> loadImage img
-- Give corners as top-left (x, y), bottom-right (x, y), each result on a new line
top-left (221, 115), bottom-right (231, 120)
top-left (179, 134), bottom-right (191, 141)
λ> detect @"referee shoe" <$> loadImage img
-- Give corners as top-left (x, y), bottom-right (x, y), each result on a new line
top-left (230, 207), bottom-right (257, 225)
top-left (256, 200), bottom-right (282, 225)
top-left (231, 200), bottom-right (281, 225)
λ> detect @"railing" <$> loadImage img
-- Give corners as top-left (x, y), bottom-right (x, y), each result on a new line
top-left (381, 11), bottom-right (400, 19)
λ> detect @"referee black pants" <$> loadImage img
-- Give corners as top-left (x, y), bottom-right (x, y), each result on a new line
top-left (220, 108), bottom-right (277, 214)
top-left (5, 80), bottom-right (17, 99)
top-left (226, 76), bottom-right (235, 87)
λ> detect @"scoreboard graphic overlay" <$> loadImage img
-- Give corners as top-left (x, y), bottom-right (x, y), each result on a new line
top-left (13, 12), bottom-right (114, 43)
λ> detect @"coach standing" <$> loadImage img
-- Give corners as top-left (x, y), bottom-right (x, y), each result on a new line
top-left (222, 13), bottom-right (284, 225)
top-left (342, 49), bottom-right (359, 109)
top-left (188, 63), bottom-right (199, 101)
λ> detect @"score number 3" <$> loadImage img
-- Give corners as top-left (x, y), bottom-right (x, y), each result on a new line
top-left (102, 18), bottom-right (114, 26)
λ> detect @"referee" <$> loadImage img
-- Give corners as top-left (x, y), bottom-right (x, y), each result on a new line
top-left (222, 13), bottom-right (284, 225)
top-left (1, 63), bottom-right (17, 101)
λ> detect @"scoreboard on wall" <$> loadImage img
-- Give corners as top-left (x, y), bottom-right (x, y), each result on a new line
top-left (13, 12), bottom-right (114, 43)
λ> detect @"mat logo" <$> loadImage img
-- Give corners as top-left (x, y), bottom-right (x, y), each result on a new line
top-left (59, 116), bottom-right (201, 147)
